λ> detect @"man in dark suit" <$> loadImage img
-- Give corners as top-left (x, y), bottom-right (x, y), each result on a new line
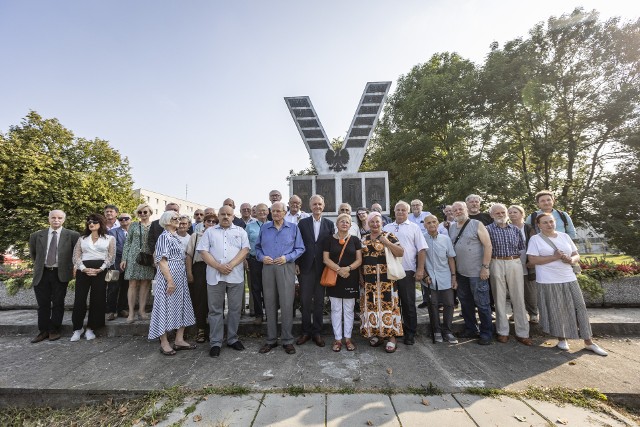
top-left (147, 202), bottom-right (180, 255)
top-left (28, 209), bottom-right (80, 342)
top-left (296, 195), bottom-right (335, 347)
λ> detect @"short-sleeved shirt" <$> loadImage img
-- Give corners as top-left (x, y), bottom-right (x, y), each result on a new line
top-left (197, 224), bottom-right (249, 285)
top-left (382, 220), bottom-right (428, 271)
top-left (423, 232), bottom-right (456, 290)
top-left (526, 232), bottom-right (578, 284)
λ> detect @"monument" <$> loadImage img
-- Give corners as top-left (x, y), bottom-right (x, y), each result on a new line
top-left (285, 81), bottom-right (392, 215)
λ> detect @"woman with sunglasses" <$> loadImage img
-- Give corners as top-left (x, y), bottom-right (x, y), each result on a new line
top-left (355, 207), bottom-right (370, 238)
top-left (121, 203), bottom-right (155, 323)
top-left (149, 211), bottom-right (196, 355)
top-left (70, 214), bottom-right (115, 341)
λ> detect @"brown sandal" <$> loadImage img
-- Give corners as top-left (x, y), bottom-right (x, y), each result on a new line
top-left (196, 329), bottom-right (206, 343)
top-left (332, 340), bottom-right (342, 352)
top-left (369, 336), bottom-right (383, 347)
top-left (345, 339), bottom-right (356, 351)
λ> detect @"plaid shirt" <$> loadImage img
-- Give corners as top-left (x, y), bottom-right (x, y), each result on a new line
top-left (486, 223), bottom-right (524, 257)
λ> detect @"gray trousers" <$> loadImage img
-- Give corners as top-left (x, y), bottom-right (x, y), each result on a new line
top-left (207, 281), bottom-right (244, 348)
top-left (524, 277), bottom-right (538, 316)
top-left (262, 262), bottom-right (296, 345)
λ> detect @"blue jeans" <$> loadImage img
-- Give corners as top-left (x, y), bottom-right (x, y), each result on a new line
top-left (456, 274), bottom-right (493, 340)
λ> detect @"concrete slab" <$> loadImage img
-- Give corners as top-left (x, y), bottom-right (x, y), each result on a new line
top-left (392, 394), bottom-right (475, 426)
top-left (180, 394), bottom-right (263, 427)
top-left (454, 393), bottom-right (548, 426)
top-left (326, 393), bottom-right (398, 427)
top-left (253, 393), bottom-right (325, 427)
top-left (156, 396), bottom-right (199, 427)
top-left (522, 398), bottom-right (635, 427)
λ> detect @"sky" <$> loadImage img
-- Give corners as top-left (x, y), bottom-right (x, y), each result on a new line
top-left (1, 1), bottom-right (638, 210)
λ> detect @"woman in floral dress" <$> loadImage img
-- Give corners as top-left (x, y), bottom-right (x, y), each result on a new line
top-left (359, 211), bottom-right (405, 353)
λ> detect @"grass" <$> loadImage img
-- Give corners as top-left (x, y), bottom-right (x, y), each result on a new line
top-left (582, 254), bottom-right (634, 264)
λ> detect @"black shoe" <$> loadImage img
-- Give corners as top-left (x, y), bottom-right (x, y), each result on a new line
top-left (458, 330), bottom-right (479, 339)
top-left (478, 337), bottom-right (492, 346)
top-left (228, 341), bottom-right (245, 351)
top-left (259, 343), bottom-right (278, 354)
top-left (283, 344), bottom-right (296, 354)
top-left (404, 336), bottom-right (415, 345)
top-left (417, 302), bottom-right (428, 309)
top-left (209, 346), bottom-right (221, 357)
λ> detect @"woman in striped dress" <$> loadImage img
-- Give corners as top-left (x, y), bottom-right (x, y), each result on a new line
top-left (527, 213), bottom-right (607, 356)
top-left (148, 211), bottom-right (196, 356)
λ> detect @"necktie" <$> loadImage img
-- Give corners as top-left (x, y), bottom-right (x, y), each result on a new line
top-left (46, 231), bottom-right (58, 267)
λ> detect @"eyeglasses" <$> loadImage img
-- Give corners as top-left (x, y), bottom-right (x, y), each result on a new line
top-left (137, 210), bottom-right (149, 214)
top-left (87, 220), bottom-right (100, 225)
top-left (205, 219), bottom-right (216, 224)
top-left (339, 209), bottom-right (350, 212)
top-left (118, 217), bottom-right (131, 221)
top-left (194, 213), bottom-right (204, 216)
top-left (170, 217), bottom-right (180, 221)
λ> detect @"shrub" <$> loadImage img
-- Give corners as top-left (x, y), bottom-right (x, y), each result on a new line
top-left (577, 274), bottom-right (604, 300)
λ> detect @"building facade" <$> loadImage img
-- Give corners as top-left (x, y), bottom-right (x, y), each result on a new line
top-left (133, 188), bottom-right (209, 221)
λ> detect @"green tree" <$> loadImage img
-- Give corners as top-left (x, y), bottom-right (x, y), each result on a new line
top-left (0, 111), bottom-right (140, 259)
top-left (364, 52), bottom-right (503, 211)
top-left (480, 9), bottom-right (640, 220)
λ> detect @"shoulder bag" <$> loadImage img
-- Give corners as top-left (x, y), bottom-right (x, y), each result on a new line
top-left (538, 233), bottom-right (581, 274)
top-left (135, 223), bottom-right (154, 266)
top-left (384, 233), bottom-right (406, 281)
top-left (320, 235), bottom-right (350, 287)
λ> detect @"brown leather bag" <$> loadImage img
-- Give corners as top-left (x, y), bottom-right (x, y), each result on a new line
top-left (320, 235), bottom-right (350, 287)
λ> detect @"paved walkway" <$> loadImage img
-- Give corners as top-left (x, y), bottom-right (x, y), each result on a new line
top-left (151, 392), bottom-right (636, 426)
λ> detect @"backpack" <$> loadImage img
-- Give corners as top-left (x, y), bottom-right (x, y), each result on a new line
top-left (530, 210), bottom-right (569, 231)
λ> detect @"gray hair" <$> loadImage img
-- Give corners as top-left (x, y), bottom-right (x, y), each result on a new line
top-left (159, 211), bottom-right (177, 228)
top-left (489, 203), bottom-right (507, 213)
top-left (394, 200), bottom-right (410, 211)
top-left (465, 194), bottom-right (482, 203)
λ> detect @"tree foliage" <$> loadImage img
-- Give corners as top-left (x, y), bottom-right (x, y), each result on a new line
top-left (367, 9), bottom-right (640, 221)
top-left (0, 111), bottom-right (140, 259)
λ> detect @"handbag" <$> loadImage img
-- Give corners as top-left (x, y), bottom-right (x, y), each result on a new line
top-left (538, 233), bottom-right (581, 274)
top-left (135, 223), bottom-right (154, 266)
top-left (105, 269), bottom-right (120, 282)
top-left (384, 244), bottom-right (406, 281)
top-left (320, 235), bottom-right (350, 287)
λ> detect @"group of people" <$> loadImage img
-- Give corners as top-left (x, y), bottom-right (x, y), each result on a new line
top-left (27, 188), bottom-right (607, 358)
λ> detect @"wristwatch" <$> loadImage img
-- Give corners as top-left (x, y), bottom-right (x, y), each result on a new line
top-left (481, 264), bottom-right (490, 269)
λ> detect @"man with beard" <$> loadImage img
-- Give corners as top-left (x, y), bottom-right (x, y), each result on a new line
top-left (465, 194), bottom-right (493, 226)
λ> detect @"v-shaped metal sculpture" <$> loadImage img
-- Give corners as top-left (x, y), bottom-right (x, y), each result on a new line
top-left (285, 81), bottom-right (391, 175)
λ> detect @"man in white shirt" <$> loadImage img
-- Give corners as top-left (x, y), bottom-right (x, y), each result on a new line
top-left (198, 205), bottom-right (250, 358)
top-left (408, 199), bottom-right (430, 231)
top-left (383, 201), bottom-right (428, 345)
top-left (284, 195), bottom-right (309, 224)
top-left (337, 203), bottom-right (360, 237)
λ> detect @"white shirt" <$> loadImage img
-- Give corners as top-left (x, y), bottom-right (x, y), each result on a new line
top-left (73, 235), bottom-right (116, 271)
top-left (176, 233), bottom-right (190, 254)
top-left (348, 223), bottom-right (360, 238)
top-left (383, 220), bottom-right (428, 271)
top-left (197, 224), bottom-right (250, 286)
top-left (285, 211), bottom-right (310, 225)
top-left (313, 216), bottom-right (322, 241)
top-left (408, 211), bottom-right (430, 231)
top-left (526, 232), bottom-right (578, 284)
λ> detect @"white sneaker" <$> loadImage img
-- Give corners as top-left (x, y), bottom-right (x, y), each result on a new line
top-left (557, 340), bottom-right (570, 351)
top-left (585, 343), bottom-right (608, 356)
top-left (434, 333), bottom-right (443, 343)
top-left (444, 334), bottom-right (458, 344)
top-left (85, 329), bottom-right (96, 341)
top-left (70, 329), bottom-right (83, 342)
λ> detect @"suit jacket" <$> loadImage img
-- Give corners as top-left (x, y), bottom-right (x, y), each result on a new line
top-left (29, 227), bottom-right (80, 286)
top-left (296, 216), bottom-right (335, 275)
top-left (147, 219), bottom-right (163, 255)
top-left (108, 227), bottom-right (127, 271)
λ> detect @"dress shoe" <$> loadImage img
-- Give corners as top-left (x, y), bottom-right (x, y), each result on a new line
top-left (259, 343), bottom-right (278, 354)
top-left (516, 337), bottom-right (533, 346)
top-left (404, 336), bottom-right (415, 345)
top-left (312, 335), bottom-right (325, 347)
top-left (228, 341), bottom-right (245, 351)
top-left (106, 313), bottom-right (116, 321)
top-left (48, 332), bottom-right (61, 341)
top-left (283, 344), bottom-right (296, 354)
top-left (31, 331), bottom-right (49, 343)
top-left (497, 335), bottom-right (509, 343)
top-left (478, 337), bottom-right (492, 345)
top-left (417, 302), bottom-right (428, 309)
top-left (296, 334), bottom-right (311, 345)
top-left (209, 346), bottom-right (221, 358)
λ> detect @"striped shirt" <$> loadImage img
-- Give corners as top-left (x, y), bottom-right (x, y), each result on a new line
top-left (486, 223), bottom-right (524, 257)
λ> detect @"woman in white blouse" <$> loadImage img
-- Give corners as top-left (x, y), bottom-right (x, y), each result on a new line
top-left (71, 213), bottom-right (115, 341)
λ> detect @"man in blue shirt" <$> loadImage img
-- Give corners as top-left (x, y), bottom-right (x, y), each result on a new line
top-left (246, 203), bottom-right (269, 325)
top-left (256, 202), bottom-right (305, 355)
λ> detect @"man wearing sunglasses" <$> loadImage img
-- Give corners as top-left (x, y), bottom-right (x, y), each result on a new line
top-left (108, 213), bottom-right (132, 320)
